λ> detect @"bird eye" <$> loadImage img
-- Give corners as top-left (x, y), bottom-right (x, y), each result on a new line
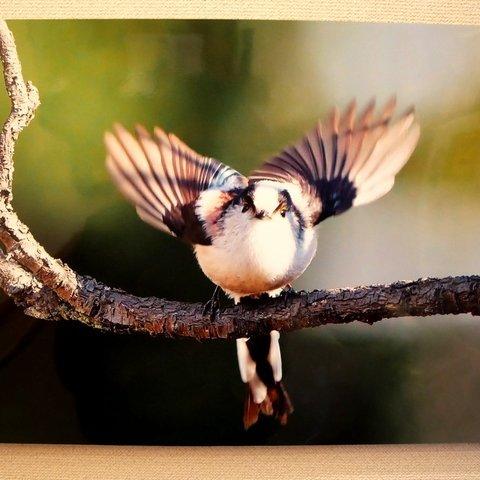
top-left (241, 196), bottom-right (253, 213)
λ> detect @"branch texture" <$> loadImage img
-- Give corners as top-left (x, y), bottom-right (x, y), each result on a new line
top-left (0, 20), bottom-right (479, 340)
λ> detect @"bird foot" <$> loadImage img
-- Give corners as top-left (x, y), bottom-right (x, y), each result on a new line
top-left (203, 285), bottom-right (221, 321)
top-left (281, 284), bottom-right (296, 306)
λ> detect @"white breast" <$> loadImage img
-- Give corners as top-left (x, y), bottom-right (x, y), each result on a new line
top-left (195, 207), bottom-right (317, 300)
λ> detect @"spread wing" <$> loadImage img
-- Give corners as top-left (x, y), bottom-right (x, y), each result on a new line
top-left (249, 98), bottom-right (420, 226)
top-left (105, 124), bottom-right (247, 245)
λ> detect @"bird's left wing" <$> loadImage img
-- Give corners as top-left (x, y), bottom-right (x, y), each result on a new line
top-left (250, 98), bottom-right (420, 227)
top-left (105, 124), bottom-right (247, 245)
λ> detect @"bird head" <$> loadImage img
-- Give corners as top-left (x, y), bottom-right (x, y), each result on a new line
top-left (240, 182), bottom-right (292, 220)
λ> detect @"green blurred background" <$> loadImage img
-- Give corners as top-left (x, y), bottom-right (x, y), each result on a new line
top-left (1, 20), bottom-right (480, 445)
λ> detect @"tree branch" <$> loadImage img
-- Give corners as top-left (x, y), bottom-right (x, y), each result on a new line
top-left (0, 20), bottom-right (479, 340)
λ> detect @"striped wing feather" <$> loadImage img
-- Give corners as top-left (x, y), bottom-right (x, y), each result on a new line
top-left (105, 124), bottom-right (246, 244)
top-left (250, 98), bottom-right (420, 226)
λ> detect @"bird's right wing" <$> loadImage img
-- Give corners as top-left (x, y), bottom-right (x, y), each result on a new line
top-left (250, 98), bottom-right (420, 227)
top-left (105, 124), bottom-right (247, 245)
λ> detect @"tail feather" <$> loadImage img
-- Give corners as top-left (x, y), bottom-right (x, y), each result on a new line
top-left (268, 382), bottom-right (293, 426)
top-left (243, 382), bottom-right (293, 429)
top-left (243, 388), bottom-right (261, 429)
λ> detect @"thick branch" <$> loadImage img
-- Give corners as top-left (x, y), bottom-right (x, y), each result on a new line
top-left (0, 20), bottom-right (479, 340)
top-left (1, 262), bottom-right (480, 339)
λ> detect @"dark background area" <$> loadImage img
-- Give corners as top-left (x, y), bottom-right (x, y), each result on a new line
top-left (1, 20), bottom-right (480, 445)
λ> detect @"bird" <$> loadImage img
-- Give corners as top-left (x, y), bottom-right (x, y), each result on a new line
top-left (104, 97), bottom-right (420, 429)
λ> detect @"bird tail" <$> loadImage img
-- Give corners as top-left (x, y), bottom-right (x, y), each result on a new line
top-left (236, 331), bottom-right (293, 429)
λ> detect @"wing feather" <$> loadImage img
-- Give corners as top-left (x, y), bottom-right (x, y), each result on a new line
top-left (106, 124), bottom-right (247, 244)
top-left (250, 97), bottom-right (420, 225)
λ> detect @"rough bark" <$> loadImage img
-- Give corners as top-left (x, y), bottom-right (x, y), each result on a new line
top-left (0, 20), bottom-right (479, 340)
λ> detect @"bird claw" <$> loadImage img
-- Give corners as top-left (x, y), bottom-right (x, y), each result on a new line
top-left (203, 286), bottom-right (221, 321)
top-left (281, 285), bottom-right (296, 306)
